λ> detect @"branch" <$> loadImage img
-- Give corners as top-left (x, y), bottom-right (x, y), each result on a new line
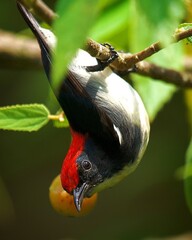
top-left (16, 0), bottom-right (192, 73)
top-left (86, 28), bottom-right (192, 72)
top-left (0, 30), bottom-right (41, 69)
top-left (1, 30), bottom-right (192, 87)
top-left (135, 61), bottom-right (192, 88)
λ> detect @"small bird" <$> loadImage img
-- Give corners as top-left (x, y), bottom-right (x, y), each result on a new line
top-left (17, 2), bottom-right (150, 212)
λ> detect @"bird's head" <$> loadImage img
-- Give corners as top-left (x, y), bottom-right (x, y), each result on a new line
top-left (60, 129), bottom-right (114, 211)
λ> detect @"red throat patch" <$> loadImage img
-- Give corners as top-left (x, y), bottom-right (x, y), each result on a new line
top-left (61, 129), bottom-right (87, 194)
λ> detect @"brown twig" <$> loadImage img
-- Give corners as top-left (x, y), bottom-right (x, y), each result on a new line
top-left (0, 30), bottom-right (41, 69)
top-left (135, 61), bottom-right (192, 87)
top-left (86, 29), bottom-right (192, 72)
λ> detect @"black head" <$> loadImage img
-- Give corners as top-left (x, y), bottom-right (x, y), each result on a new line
top-left (73, 137), bottom-right (121, 211)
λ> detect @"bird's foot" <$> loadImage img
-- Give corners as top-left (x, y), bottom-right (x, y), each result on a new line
top-left (86, 43), bottom-right (118, 72)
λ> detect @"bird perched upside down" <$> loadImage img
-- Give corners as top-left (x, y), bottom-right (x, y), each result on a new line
top-left (17, 2), bottom-right (150, 212)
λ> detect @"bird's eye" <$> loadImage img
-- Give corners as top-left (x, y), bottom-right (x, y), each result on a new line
top-left (82, 160), bottom-right (92, 170)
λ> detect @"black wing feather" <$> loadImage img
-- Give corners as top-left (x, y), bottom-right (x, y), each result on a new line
top-left (17, 2), bottom-right (51, 78)
top-left (59, 70), bottom-right (119, 148)
top-left (17, 2), bottom-right (119, 149)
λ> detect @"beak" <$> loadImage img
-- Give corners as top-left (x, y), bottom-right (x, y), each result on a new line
top-left (73, 182), bottom-right (90, 212)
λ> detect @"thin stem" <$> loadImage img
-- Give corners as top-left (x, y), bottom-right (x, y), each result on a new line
top-left (48, 112), bottom-right (65, 122)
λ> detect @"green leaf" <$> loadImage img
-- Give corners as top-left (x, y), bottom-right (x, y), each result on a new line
top-left (0, 104), bottom-right (50, 132)
top-left (90, 0), bottom-right (129, 42)
top-left (133, 76), bottom-right (176, 121)
top-left (184, 138), bottom-right (192, 214)
top-left (133, 43), bottom-right (184, 120)
top-left (134, 0), bottom-right (185, 46)
top-left (52, 0), bottom-right (99, 91)
top-left (128, 0), bottom-right (185, 120)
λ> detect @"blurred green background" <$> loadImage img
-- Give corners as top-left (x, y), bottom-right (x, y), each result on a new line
top-left (0, 1), bottom-right (192, 240)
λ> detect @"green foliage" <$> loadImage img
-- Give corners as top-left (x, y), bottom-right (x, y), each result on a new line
top-left (0, 104), bottom-right (50, 132)
top-left (52, 0), bottom-right (99, 91)
top-left (184, 139), bottom-right (192, 214)
top-left (127, 0), bottom-right (184, 120)
top-left (90, 0), bottom-right (129, 44)
top-left (131, 0), bottom-right (184, 47)
top-left (0, 104), bottom-right (69, 131)
top-left (133, 77), bottom-right (177, 121)
top-left (133, 43), bottom-right (184, 120)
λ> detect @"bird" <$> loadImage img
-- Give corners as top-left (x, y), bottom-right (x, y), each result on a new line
top-left (17, 2), bottom-right (150, 212)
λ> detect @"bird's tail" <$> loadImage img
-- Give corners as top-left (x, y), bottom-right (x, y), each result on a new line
top-left (17, 1), bottom-right (55, 79)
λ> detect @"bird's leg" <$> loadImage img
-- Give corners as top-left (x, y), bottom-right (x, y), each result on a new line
top-left (85, 43), bottom-right (118, 72)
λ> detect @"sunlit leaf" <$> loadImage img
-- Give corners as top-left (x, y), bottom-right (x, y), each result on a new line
top-left (135, 0), bottom-right (185, 46)
top-left (133, 42), bottom-right (185, 120)
top-left (52, 0), bottom-right (99, 91)
top-left (90, 0), bottom-right (129, 41)
top-left (0, 104), bottom-right (50, 132)
top-left (133, 76), bottom-right (176, 121)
